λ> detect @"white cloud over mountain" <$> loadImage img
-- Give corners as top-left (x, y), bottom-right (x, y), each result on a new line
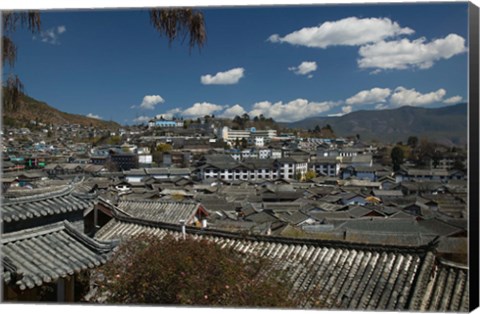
top-left (133, 116), bottom-right (153, 124)
top-left (443, 95), bottom-right (463, 105)
top-left (248, 99), bottom-right (338, 122)
top-left (389, 87), bottom-right (447, 108)
top-left (141, 84), bottom-right (459, 123)
top-left (268, 17), bottom-right (413, 48)
top-left (345, 87), bottom-right (391, 105)
top-left (342, 106), bottom-right (353, 114)
top-left (201, 68), bottom-right (245, 85)
top-left (86, 113), bottom-right (102, 119)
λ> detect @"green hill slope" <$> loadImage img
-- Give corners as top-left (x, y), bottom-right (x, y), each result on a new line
top-left (3, 92), bottom-right (120, 129)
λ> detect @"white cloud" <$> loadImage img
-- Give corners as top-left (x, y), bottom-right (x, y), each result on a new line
top-left (57, 25), bottom-right (66, 34)
top-left (134, 95), bottom-right (165, 110)
top-left (154, 108), bottom-right (182, 120)
top-left (182, 102), bottom-right (224, 117)
top-left (443, 95), bottom-right (463, 104)
top-left (200, 68), bottom-right (245, 85)
top-left (342, 106), bottom-right (353, 114)
top-left (268, 17), bottom-right (413, 48)
top-left (86, 113), bottom-right (102, 120)
top-left (35, 25), bottom-right (67, 44)
top-left (133, 116), bottom-right (153, 124)
top-left (358, 34), bottom-right (467, 71)
top-left (346, 87), bottom-right (391, 105)
top-left (389, 87), bottom-right (446, 108)
top-left (249, 99), bottom-right (337, 122)
top-left (328, 105), bottom-right (353, 117)
top-left (288, 61), bottom-right (317, 76)
top-left (375, 103), bottom-right (389, 110)
top-left (220, 104), bottom-right (246, 118)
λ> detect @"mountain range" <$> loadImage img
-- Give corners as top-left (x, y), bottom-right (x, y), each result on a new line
top-left (287, 103), bottom-right (468, 146)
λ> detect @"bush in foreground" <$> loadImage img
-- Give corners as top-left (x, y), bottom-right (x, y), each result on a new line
top-left (91, 234), bottom-right (295, 308)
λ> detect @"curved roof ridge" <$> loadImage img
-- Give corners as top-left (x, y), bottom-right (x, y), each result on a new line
top-left (108, 208), bottom-right (436, 254)
top-left (2, 185), bottom-right (74, 205)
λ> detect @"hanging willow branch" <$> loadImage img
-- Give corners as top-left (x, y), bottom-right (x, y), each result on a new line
top-left (3, 75), bottom-right (24, 112)
top-left (2, 36), bottom-right (17, 67)
top-left (149, 8), bottom-right (206, 51)
top-left (2, 11), bottom-right (41, 111)
top-left (2, 11), bottom-right (41, 34)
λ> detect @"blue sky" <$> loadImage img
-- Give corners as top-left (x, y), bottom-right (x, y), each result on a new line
top-left (5, 2), bottom-right (469, 124)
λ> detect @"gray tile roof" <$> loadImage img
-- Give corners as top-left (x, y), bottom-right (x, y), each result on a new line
top-left (409, 255), bottom-right (468, 312)
top-left (1, 185), bottom-right (96, 224)
top-left (115, 200), bottom-right (204, 225)
top-left (94, 214), bottom-right (468, 311)
top-left (2, 220), bottom-right (117, 291)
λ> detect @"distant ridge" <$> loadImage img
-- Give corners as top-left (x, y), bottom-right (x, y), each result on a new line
top-left (287, 103), bottom-right (467, 146)
top-left (2, 91), bottom-right (120, 129)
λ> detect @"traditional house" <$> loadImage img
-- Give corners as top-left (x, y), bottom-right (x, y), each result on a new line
top-left (113, 199), bottom-right (209, 227)
top-left (1, 184), bottom-right (117, 302)
top-left (310, 156), bottom-right (339, 177)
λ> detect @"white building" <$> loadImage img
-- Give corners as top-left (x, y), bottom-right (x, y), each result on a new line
top-left (198, 156), bottom-right (304, 181)
top-left (218, 126), bottom-right (277, 142)
top-left (254, 137), bottom-right (264, 147)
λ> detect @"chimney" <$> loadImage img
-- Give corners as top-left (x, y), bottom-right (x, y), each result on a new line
top-left (179, 219), bottom-right (186, 240)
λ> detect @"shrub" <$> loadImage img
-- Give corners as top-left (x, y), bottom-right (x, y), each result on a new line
top-left (92, 234), bottom-right (295, 308)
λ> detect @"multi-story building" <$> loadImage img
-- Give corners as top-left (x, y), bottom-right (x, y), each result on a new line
top-left (148, 118), bottom-right (184, 128)
top-left (218, 126), bottom-right (277, 143)
top-left (226, 148), bottom-right (284, 161)
top-left (196, 155), bottom-right (305, 181)
top-left (310, 156), bottom-right (340, 177)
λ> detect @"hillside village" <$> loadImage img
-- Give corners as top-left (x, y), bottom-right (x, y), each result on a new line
top-left (1, 112), bottom-right (469, 309)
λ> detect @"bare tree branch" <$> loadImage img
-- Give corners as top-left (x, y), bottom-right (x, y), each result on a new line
top-left (2, 36), bottom-right (17, 67)
top-left (149, 8), bottom-right (206, 51)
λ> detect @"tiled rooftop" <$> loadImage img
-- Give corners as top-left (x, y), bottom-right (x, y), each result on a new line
top-left (94, 210), bottom-right (469, 311)
top-left (2, 221), bottom-right (117, 291)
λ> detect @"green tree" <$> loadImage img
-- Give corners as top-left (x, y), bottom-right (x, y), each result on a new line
top-left (91, 234), bottom-right (294, 307)
top-left (407, 136), bottom-right (418, 148)
top-left (304, 170), bottom-right (317, 181)
top-left (107, 135), bottom-right (122, 145)
top-left (295, 172), bottom-right (303, 181)
top-left (241, 137), bottom-right (248, 149)
top-left (452, 159), bottom-right (465, 171)
top-left (391, 146), bottom-right (405, 171)
top-left (156, 143), bottom-right (172, 152)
